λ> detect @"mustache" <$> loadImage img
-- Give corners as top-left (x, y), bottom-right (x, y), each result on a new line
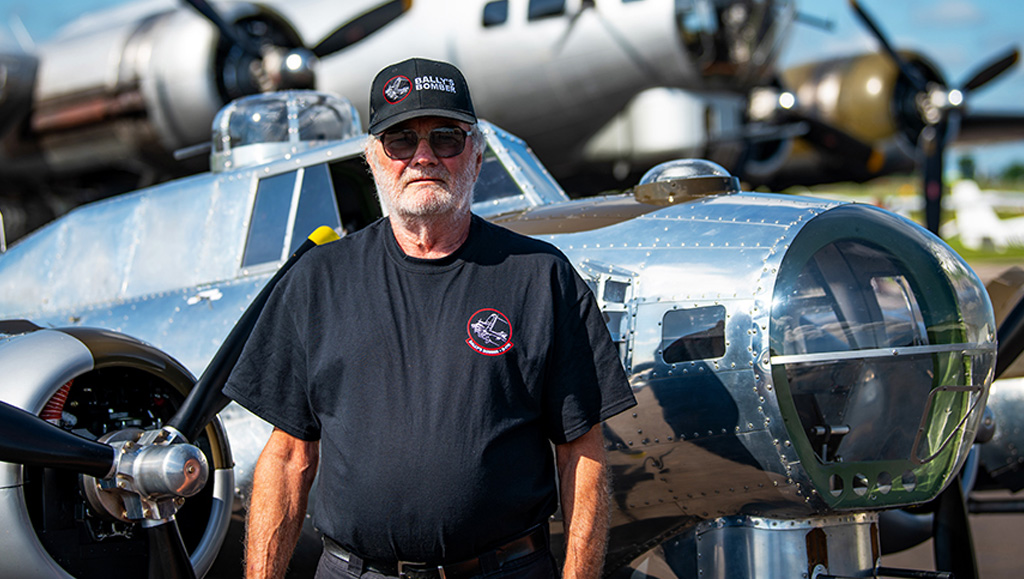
top-left (401, 168), bottom-right (450, 183)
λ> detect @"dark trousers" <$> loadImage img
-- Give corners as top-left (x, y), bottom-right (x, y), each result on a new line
top-left (313, 547), bottom-right (559, 579)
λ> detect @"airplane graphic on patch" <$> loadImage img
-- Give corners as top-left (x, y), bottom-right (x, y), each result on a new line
top-left (471, 313), bottom-right (508, 346)
top-left (466, 309), bottom-right (513, 356)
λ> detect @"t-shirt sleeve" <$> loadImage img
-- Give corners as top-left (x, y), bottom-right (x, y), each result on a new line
top-left (543, 282), bottom-right (636, 445)
top-left (222, 274), bottom-right (320, 441)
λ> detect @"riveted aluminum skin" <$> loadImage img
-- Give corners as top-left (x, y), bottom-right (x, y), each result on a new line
top-left (541, 191), bottom-right (994, 570)
top-left (546, 193), bottom-right (839, 548)
top-left (689, 514), bottom-right (879, 579)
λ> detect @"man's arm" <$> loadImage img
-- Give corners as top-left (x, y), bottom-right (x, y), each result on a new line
top-left (246, 427), bottom-right (320, 579)
top-left (555, 424), bottom-right (609, 579)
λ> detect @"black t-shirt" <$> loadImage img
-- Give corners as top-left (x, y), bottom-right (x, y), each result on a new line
top-left (224, 215), bottom-right (635, 563)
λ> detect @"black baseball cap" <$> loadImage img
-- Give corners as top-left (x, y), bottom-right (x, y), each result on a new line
top-left (368, 58), bottom-right (477, 134)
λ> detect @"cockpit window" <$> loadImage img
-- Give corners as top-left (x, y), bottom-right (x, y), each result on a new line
top-left (243, 172), bottom-right (295, 268)
top-left (243, 166), bottom-right (344, 268)
top-left (483, 0), bottom-right (509, 26)
top-left (473, 150), bottom-right (523, 204)
top-left (291, 164), bottom-right (342, 255)
top-left (528, 0), bottom-right (566, 20)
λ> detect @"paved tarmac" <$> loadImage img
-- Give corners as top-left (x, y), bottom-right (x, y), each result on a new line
top-left (882, 507), bottom-right (1024, 578)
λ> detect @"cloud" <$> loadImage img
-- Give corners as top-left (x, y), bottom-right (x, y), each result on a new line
top-left (918, 0), bottom-right (985, 27)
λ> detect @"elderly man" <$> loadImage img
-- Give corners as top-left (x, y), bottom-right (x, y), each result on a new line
top-left (224, 58), bottom-right (635, 579)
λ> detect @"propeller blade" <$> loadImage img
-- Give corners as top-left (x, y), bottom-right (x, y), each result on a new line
top-left (0, 399), bottom-right (114, 478)
top-left (790, 114), bottom-right (878, 167)
top-left (312, 0), bottom-right (409, 59)
top-left (994, 290), bottom-right (1024, 380)
top-left (183, 0), bottom-right (261, 57)
top-left (957, 112), bottom-right (1024, 146)
top-left (167, 226), bottom-right (341, 442)
top-left (848, 0), bottom-right (928, 91)
top-left (146, 519), bottom-right (197, 579)
top-left (0, 52), bottom-right (38, 139)
top-left (920, 125), bottom-right (945, 235)
top-left (932, 476), bottom-right (979, 579)
top-left (961, 47), bottom-right (1020, 95)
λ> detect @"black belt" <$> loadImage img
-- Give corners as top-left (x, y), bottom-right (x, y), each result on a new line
top-left (322, 526), bottom-right (547, 579)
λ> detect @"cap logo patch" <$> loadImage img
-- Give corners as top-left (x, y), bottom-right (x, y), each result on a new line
top-left (415, 75), bottom-right (457, 94)
top-left (466, 308), bottom-right (513, 356)
top-left (383, 75), bottom-right (411, 104)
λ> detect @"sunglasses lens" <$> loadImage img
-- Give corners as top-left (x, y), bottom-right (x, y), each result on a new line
top-left (381, 128), bottom-right (468, 159)
top-left (429, 128), bottom-right (467, 158)
top-left (381, 130), bottom-right (420, 160)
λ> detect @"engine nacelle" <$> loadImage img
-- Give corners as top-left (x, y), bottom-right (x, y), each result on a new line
top-left (0, 322), bottom-right (232, 578)
top-left (781, 51), bottom-right (945, 149)
top-left (1, 2), bottom-right (304, 179)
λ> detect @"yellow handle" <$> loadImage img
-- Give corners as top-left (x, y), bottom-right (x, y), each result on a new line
top-left (308, 225), bottom-right (341, 246)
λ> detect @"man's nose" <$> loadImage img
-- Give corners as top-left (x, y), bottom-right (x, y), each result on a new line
top-left (410, 137), bottom-right (438, 165)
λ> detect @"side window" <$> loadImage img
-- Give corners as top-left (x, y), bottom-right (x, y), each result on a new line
top-left (528, 0), bottom-right (566, 20)
top-left (483, 0), bottom-right (509, 26)
top-left (242, 172), bottom-right (296, 268)
top-left (660, 306), bottom-right (726, 363)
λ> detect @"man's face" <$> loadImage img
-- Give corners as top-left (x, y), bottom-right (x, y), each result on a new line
top-left (366, 117), bottom-right (482, 220)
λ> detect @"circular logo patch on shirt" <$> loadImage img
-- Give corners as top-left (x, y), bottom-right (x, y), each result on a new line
top-left (466, 308), bottom-right (514, 356)
top-left (383, 75), bottom-right (412, 104)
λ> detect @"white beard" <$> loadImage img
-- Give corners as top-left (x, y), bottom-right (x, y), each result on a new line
top-left (367, 149), bottom-right (478, 220)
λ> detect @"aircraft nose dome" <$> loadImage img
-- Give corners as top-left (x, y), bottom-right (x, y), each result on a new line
top-left (210, 90), bottom-right (361, 172)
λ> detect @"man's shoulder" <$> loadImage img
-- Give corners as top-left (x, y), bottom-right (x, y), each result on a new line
top-left (283, 218), bottom-right (389, 286)
top-left (307, 218), bottom-right (387, 258)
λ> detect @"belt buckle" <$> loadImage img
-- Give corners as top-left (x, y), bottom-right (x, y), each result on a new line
top-left (397, 560), bottom-right (446, 579)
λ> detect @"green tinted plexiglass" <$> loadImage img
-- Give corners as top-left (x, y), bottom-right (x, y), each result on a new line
top-left (769, 205), bottom-right (995, 509)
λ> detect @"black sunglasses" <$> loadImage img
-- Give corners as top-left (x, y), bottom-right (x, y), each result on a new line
top-left (379, 127), bottom-right (472, 160)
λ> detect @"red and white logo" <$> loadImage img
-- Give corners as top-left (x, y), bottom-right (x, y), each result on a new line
top-left (383, 75), bottom-right (411, 104)
top-left (466, 308), bottom-right (513, 356)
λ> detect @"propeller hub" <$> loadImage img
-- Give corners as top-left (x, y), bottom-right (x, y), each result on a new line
top-left (81, 427), bottom-right (209, 523)
top-left (265, 47), bottom-right (318, 91)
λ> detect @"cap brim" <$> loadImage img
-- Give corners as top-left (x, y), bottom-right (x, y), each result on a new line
top-left (370, 109), bottom-right (477, 135)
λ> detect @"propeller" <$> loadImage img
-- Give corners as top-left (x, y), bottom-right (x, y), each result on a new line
top-left (0, 52), bottom-right (39, 140)
top-left (0, 398), bottom-right (115, 478)
top-left (182, 0), bottom-right (411, 99)
top-left (311, 0), bottom-right (410, 58)
top-left (0, 226), bottom-right (339, 578)
top-left (849, 0), bottom-right (1020, 235)
top-left (168, 225), bottom-right (341, 442)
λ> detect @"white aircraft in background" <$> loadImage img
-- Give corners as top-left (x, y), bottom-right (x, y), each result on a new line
top-left (951, 179), bottom-right (1024, 252)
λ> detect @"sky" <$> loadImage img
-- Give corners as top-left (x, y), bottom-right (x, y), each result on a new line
top-left (0, 0), bottom-right (1021, 177)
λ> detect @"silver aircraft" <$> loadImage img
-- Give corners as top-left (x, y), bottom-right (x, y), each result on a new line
top-left (1, 0), bottom-right (1022, 241)
top-left (0, 90), bottom-right (1013, 579)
